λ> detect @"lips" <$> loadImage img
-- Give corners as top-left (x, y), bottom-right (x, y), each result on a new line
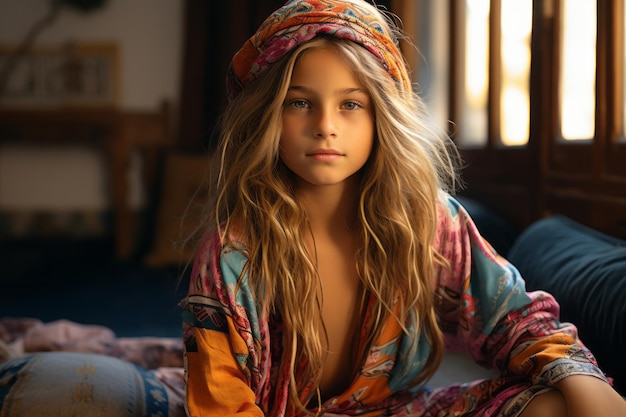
top-left (307, 148), bottom-right (343, 157)
top-left (307, 149), bottom-right (343, 162)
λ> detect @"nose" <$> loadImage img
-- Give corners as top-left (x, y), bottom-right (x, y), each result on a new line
top-left (313, 107), bottom-right (337, 139)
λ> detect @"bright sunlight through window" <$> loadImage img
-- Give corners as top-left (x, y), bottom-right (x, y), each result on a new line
top-left (500, 1), bottom-right (532, 146)
top-left (560, 0), bottom-right (596, 140)
top-left (461, 0), bottom-right (490, 145)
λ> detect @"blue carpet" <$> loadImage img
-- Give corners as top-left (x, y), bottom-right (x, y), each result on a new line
top-left (0, 238), bottom-right (187, 338)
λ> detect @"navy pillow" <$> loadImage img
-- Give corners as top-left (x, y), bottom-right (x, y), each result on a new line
top-left (507, 215), bottom-right (626, 392)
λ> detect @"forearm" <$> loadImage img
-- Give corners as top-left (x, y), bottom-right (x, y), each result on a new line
top-left (555, 375), bottom-right (626, 417)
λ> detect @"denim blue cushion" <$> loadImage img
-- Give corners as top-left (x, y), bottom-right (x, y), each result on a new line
top-left (0, 352), bottom-right (183, 417)
top-left (507, 215), bottom-right (626, 391)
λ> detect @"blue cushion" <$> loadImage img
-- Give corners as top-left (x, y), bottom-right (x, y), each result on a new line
top-left (507, 215), bottom-right (626, 391)
top-left (0, 352), bottom-right (184, 417)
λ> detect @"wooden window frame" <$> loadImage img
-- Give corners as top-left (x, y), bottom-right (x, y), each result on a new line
top-left (395, 0), bottom-right (626, 237)
top-left (544, 0), bottom-right (626, 237)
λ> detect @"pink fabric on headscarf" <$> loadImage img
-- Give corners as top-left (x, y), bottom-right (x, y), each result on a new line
top-left (227, 0), bottom-right (412, 99)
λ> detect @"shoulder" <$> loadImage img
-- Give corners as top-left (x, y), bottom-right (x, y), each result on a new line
top-left (188, 229), bottom-right (250, 296)
top-left (433, 192), bottom-right (495, 264)
top-left (194, 228), bottom-right (248, 264)
top-left (435, 192), bottom-right (473, 236)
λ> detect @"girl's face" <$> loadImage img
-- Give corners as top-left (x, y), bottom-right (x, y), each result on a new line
top-left (280, 46), bottom-right (375, 189)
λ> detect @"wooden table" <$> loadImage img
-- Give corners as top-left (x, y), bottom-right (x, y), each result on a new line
top-left (0, 101), bottom-right (172, 259)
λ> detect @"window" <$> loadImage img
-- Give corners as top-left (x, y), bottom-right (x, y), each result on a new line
top-left (414, 0), bottom-right (619, 147)
top-left (460, 0), bottom-right (490, 146)
top-left (446, 0), bottom-right (533, 147)
top-left (500, 0), bottom-right (532, 145)
top-left (559, 0), bottom-right (597, 140)
top-left (403, 0), bottom-right (626, 237)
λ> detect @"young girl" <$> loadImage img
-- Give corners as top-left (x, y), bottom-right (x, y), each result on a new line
top-left (180, 1), bottom-right (626, 416)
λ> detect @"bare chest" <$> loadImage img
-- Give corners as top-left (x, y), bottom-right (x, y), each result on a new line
top-left (314, 238), bottom-right (363, 398)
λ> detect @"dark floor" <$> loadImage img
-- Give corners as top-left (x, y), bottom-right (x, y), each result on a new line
top-left (0, 238), bottom-right (187, 338)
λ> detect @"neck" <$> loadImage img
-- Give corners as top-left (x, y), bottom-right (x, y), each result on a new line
top-left (298, 178), bottom-right (361, 236)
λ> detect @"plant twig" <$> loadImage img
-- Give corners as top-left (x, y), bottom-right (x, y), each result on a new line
top-left (0, 0), bottom-right (62, 96)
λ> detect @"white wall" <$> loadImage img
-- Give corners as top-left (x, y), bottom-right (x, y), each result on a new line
top-left (0, 0), bottom-right (183, 210)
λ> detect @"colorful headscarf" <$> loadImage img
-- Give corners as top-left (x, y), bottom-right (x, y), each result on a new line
top-left (227, 0), bottom-right (412, 100)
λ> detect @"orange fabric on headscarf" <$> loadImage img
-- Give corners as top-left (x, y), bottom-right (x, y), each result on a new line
top-left (226, 0), bottom-right (412, 99)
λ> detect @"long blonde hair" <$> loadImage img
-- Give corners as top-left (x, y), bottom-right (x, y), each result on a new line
top-left (200, 24), bottom-right (460, 415)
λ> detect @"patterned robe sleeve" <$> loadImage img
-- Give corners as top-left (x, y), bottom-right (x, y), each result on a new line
top-left (434, 195), bottom-right (608, 386)
top-left (180, 232), bottom-right (266, 417)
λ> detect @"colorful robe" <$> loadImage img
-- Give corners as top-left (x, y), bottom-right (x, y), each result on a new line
top-left (181, 195), bottom-right (607, 416)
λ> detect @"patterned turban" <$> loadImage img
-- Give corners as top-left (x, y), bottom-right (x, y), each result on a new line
top-left (227, 0), bottom-right (411, 100)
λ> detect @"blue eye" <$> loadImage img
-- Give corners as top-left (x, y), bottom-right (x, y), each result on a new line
top-left (342, 101), bottom-right (361, 110)
top-left (289, 100), bottom-right (309, 109)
